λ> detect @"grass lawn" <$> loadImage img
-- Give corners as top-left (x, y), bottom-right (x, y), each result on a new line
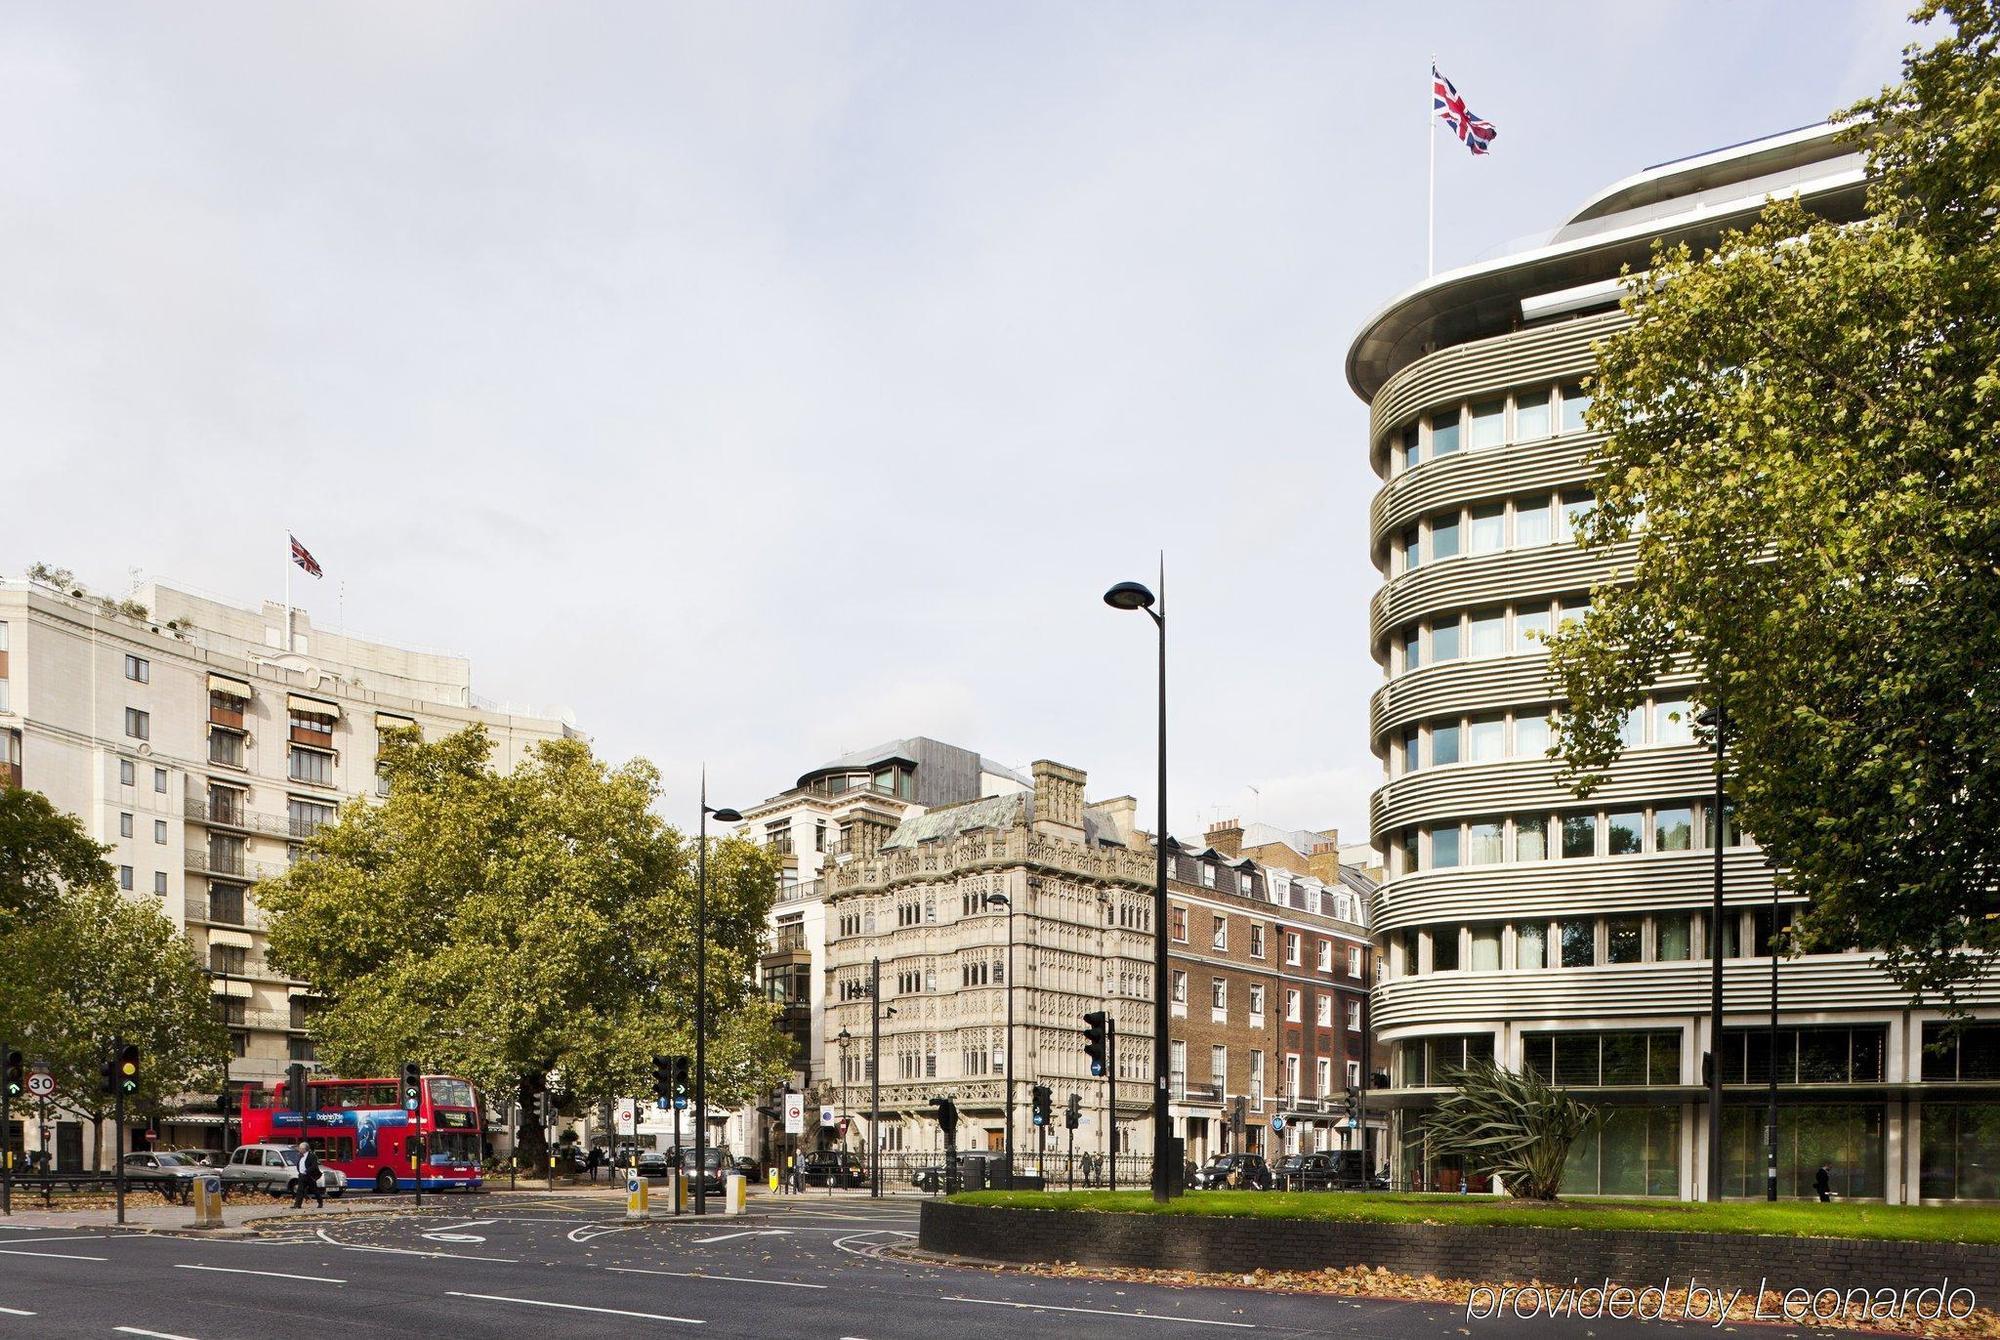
top-left (946, 1190), bottom-right (2000, 1244)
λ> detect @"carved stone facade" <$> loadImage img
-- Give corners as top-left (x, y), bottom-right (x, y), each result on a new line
top-left (823, 761), bottom-right (1157, 1159)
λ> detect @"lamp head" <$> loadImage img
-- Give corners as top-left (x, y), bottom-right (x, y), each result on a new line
top-left (708, 806), bottom-right (744, 823)
top-left (1103, 581), bottom-right (1156, 612)
top-left (983, 892), bottom-right (1010, 908)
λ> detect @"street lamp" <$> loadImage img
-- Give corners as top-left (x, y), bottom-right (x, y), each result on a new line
top-left (983, 891), bottom-right (1015, 1182)
top-left (696, 778), bottom-right (743, 1215)
top-left (835, 1028), bottom-right (852, 1153)
top-left (1104, 574), bottom-right (1173, 1203)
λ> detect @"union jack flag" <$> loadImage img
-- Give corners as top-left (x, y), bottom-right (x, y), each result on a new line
top-left (1433, 66), bottom-right (1497, 156)
top-left (289, 534), bottom-right (322, 578)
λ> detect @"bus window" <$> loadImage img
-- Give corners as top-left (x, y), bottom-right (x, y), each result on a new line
top-left (426, 1077), bottom-right (475, 1109)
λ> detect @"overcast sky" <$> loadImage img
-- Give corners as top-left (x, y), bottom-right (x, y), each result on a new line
top-left (3, 1), bottom-right (1916, 846)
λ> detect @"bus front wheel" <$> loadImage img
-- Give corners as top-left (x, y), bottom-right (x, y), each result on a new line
top-left (375, 1169), bottom-right (397, 1194)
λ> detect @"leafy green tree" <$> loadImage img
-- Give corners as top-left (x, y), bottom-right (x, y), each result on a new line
top-left (1424, 1059), bottom-right (1596, 1201)
top-left (1547, 0), bottom-right (2000, 1007)
top-left (0, 794), bottom-right (224, 1163)
top-left (258, 726), bottom-right (787, 1169)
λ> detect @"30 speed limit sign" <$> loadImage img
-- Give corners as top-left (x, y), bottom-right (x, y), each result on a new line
top-left (25, 1070), bottom-right (53, 1099)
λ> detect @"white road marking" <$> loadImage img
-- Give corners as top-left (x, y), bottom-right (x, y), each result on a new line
top-left (0, 1234), bottom-right (105, 1245)
top-left (114, 1329), bottom-right (202, 1339)
top-left (939, 1296), bottom-right (1256, 1328)
top-left (690, 1229), bottom-right (790, 1244)
top-left (605, 1266), bottom-right (826, 1290)
top-left (445, 1292), bottom-right (703, 1324)
top-left (173, 1264), bottom-right (345, 1284)
top-left (0, 1306), bottom-right (37, 1317)
top-left (342, 1243), bottom-right (518, 1263)
top-left (0, 1248), bottom-right (106, 1261)
top-left (565, 1223), bottom-right (638, 1243)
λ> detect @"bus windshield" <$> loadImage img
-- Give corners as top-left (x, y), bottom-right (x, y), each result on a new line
top-left (427, 1077), bottom-right (475, 1109)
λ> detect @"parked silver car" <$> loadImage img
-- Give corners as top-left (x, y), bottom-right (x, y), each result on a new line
top-left (121, 1151), bottom-right (203, 1200)
top-left (219, 1144), bottom-right (348, 1198)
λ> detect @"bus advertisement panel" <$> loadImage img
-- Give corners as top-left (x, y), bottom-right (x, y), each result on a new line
top-left (240, 1074), bottom-right (484, 1193)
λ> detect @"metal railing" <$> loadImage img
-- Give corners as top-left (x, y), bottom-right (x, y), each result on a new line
top-left (858, 1150), bottom-right (1159, 1193)
top-left (185, 848), bottom-right (285, 882)
top-left (775, 879), bottom-right (823, 905)
top-left (183, 894), bottom-right (265, 930)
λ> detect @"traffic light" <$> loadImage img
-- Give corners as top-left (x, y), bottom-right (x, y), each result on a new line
top-left (3, 1051), bottom-right (21, 1100)
top-left (671, 1055), bottom-right (691, 1105)
top-left (116, 1044), bottom-right (140, 1096)
top-left (218, 1085), bottom-right (236, 1116)
top-left (651, 1054), bottom-right (673, 1101)
top-left (100, 1053), bottom-right (118, 1095)
top-left (1064, 1092), bottom-right (1082, 1131)
top-left (1082, 1011), bottom-right (1109, 1077)
top-left (400, 1061), bottom-right (421, 1111)
top-left (1230, 1095), bottom-right (1247, 1133)
top-left (540, 1091), bottom-right (557, 1126)
top-left (1031, 1084), bottom-right (1052, 1126)
top-left (929, 1095), bottom-right (959, 1136)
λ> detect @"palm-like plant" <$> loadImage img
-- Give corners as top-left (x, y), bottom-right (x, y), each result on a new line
top-left (1424, 1058), bottom-right (1596, 1201)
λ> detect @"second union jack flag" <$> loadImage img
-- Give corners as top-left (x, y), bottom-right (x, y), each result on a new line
top-left (290, 534), bottom-right (323, 579)
top-left (1433, 66), bottom-right (1497, 156)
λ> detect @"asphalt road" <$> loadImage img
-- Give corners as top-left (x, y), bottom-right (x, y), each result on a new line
top-left (0, 1195), bottom-right (1826, 1338)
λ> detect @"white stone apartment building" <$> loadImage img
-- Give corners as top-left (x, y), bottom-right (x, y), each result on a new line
top-left (0, 573), bottom-right (574, 1166)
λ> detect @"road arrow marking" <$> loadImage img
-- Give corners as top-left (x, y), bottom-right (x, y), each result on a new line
top-left (691, 1229), bottom-right (790, 1244)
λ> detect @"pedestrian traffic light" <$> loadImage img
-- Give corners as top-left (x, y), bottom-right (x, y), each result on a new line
top-left (117, 1044), bottom-right (140, 1096)
top-left (400, 1061), bottom-right (421, 1111)
top-left (3, 1051), bottom-right (21, 1100)
top-left (929, 1095), bottom-right (959, 1136)
top-left (671, 1055), bottom-right (691, 1102)
top-left (1082, 1011), bottom-right (1109, 1077)
top-left (1064, 1092), bottom-right (1082, 1131)
top-left (1031, 1084), bottom-right (1052, 1126)
top-left (651, 1054), bottom-right (673, 1101)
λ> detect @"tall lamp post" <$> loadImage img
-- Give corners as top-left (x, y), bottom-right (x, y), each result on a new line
top-left (982, 892), bottom-right (1015, 1181)
top-left (1695, 705), bottom-right (1733, 1203)
top-left (1105, 575), bottom-right (1173, 1203)
top-left (696, 778), bottom-right (743, 1215)
top-left (835, 1029), bottom-right (852, 1152)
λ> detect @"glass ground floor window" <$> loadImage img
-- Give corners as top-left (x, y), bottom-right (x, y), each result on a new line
top-left (1395, 1110), bottom-right (1494, 1194)
top-left (1561, 1105), bottom-right (1680, 1196)
top-left (1722, 1102), bottom-right (1884, 1199)
top-left (1919, 1104), bottom-right (2000, 1201)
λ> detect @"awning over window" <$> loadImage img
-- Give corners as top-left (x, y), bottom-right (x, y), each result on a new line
top-left (286, 694), bottom-right (340, 720)
top-left (208, 674), bottom-right (253, 700)
top-left (209, 929), bottom-right (253, 949)
top-left (375, 712), bottom-right (417, 734)
top-left (209, 977), bottom-right (253, 998)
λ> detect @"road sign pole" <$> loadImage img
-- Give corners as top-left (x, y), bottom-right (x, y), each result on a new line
top-left (113, 1084), bottom-right (127, 1226)
top-left (1, 1037), bottom-right (11, 1217)
top-left (1106, 1019), bottom-right (1116, 1191)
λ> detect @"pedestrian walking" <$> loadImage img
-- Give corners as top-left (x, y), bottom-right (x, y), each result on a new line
top-left (791, 1155), bottom-right (805, 1194)
top-left (1815, 1163), bottom-right (1832, 1203)
top-left (291, 1139), bottom-right (325, 1209)
top-left (587, 1146), bottom-right (602, 1182)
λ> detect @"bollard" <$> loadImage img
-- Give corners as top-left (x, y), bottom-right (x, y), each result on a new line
top-left (767, 1166), bottom-right (779, 1195)
top-left (190, 1174), bottom-right (225, 1229)
top-left (666, 1169), bottom-right (686, 1215)
top-left (723, 1172), bottom-right (746, 1215)
top-left (625, 1169), bottom-right (650, 1221)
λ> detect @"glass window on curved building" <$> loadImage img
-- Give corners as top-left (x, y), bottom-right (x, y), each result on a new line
top-left (1559, 919), bottom-right (1595, 967)
top-left (1655, 912), bottom-right (1692, 961)
top-left (1428, 826), bottom-right (1461, 869)
top-left (1653, 695), bottom-right (1695, 745)
top-left (1515, 389), bottom-right (1552, 442)
top-left (1516, 920), bottom-right (1548, 969)
top-left (1468, 504), bottom-right (1505, 554)
top-left (1466, 716), bottom-right (1505, 762)
top-left (1516, 496), bottom-right (1553, 546)
top-left (1515, 606), bottom-right (1551, 653)
top-left (1431, 617), bottom-right (1462, 661)
top-left (1560, 384), bottom-right (1591, 434)
top-left (1431, 511), bottom-right (1461, 560)
top-left (1607, 811), bottom-right (1645, 855)
top-left (1606, 917), bottom-right (1644, 964)
top-left (1401, 625), bottom-right (1421, 673)
top-left (1466, 820), bottom-right (1504, 864)
top-left (1654, 806), bottom-right (1694, 852)
top-left (1514, 817), bottom-right (1548, 863)
top-left (1561, 812), bottom-right (1596, 858)
top-left (1469, 925), bottom-right (1502, 972)
top-left (1513, 712), bottom-right (1550, 756)
top-left (1400, 422), bottom-right (1421, 472)
top-left (1920, 1105), bottom-right (2000, 1200)
top-left (1468, 400), bottom-right (1505, 450)
top-left (1430, 410), bottom-right (1461, 457)
top-left (1400, 527), bottom-right (1420, 573)
top-left (1430, 723), bottom-right (1460, 766)
top-left (1430, 929), bottom-right (1460, 972)
top-left (1467, 610), bottom-right (1507, 657)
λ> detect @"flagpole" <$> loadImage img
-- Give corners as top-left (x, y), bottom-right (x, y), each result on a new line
top-left (1427, 55), bottom-right (1437, 278)
top-left (282, 530), bottom-right (291, 653)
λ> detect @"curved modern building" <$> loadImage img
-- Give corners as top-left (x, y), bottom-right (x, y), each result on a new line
top-left (1350, 124), bottom-right (1998, 1202)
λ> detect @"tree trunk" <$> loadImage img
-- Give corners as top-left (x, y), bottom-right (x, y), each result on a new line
top-left (515, 1072), bottom-right (547, 1176)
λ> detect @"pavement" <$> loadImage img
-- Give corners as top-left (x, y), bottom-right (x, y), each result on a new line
top-left (0, 1189), bottom-right (1818, 1338)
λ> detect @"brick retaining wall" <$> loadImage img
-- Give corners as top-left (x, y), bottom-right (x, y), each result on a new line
top-left (918, 1201), bottom-right (2000, 1300)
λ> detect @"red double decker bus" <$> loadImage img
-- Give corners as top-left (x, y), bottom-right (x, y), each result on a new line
top-left (240, 1073), bottom-right (485, 1193)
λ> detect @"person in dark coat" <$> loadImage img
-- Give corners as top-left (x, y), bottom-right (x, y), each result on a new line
top-left (1815, 1163), bottom-right (1832, 1203)
top-left (291, 1140), bottom-right (325, 1209)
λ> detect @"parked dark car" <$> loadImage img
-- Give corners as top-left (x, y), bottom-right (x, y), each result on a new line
top-left (801, 1151), bottom-right (867, 1188)
top-left (1190, 1153), bottom-right (1271, 1190)
top-left (1273, 1152), bottom-right (1340, 1191)
top-left (678, 1147), bottom-right (728, 1197)
top-left (731, 1156), bottom-right (759, 1180)
top-left (635, 1151), bottom-right (672, 1179)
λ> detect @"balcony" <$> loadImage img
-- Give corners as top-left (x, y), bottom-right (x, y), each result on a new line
top-left (185, 848), bottom-right (286, 883)
top-left (766, 834), bottom-right (796, 857)
top-left (775, 879), bottom-right (822, 905)
top-left (184, 792), bottom-right (293, 839)
top-left (184, 894), bottom-right (266, 930)
top-left (207, 733), bottom-right (246, 770)
top-left (209, 700), bottom-right (245, 731)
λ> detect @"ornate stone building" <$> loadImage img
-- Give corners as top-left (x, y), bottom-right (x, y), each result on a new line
top-left (821, 760), bottom-right (1156, 1160)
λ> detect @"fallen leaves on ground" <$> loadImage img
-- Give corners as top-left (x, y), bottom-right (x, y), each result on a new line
top-left (1017, 1261), bottom-right (2000, 1338)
